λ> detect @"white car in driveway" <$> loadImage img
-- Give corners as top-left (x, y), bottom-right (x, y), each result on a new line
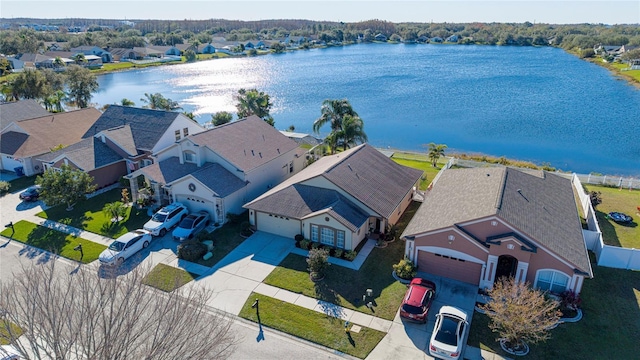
top-left (99, 229), bottom-right (152, 266)
top-left (429, 305), bottom-right (469, 360)
top-left (143, 202), bottom-right (188, 236)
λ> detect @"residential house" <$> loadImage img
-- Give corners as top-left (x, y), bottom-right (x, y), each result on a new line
top-left (279, 131), bottom-right (322, 147)
top-left (125, 115), bottom-right (305, 224)
top-left (132, 47), bottom-right (164, 58)
top-left (430, 37), bottom-right (444, 43)
top-left (401, 167), bottom-right (593, 294)
top-left (446, 35), bottom-right (459, 43)
top-left (108, 48), bottom-right (143, 61)
top-left (3, 55), bottom-right (25, 72)
top-left (0, 108), bottom-right (102, 176)
top-left (197, 43), bottom-right (216, 54)
top-left (149, 46), bottom-right (182, 56)
top-left (594, 44), bottom-right (622, 56)
top-left (0, 99), bottom-right (49, 132)
top-left (11, 53), bottom-right (52, 69)
top-left (244, 144), bottom-right (423, 251)
top-left (70, 46), bottom-right (113, 63)
top-left (374, 34), bottom-right (388, 42)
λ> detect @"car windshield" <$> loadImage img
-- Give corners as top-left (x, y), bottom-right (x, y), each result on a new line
top-left (108, 241), bottom-right (125, 252)
top-left (179, 218), bottom-right (195, 229)
top-left (151, 212), bottom-right (168, 222)
top-left (402, 304), bottom-right (424, 314)
top-left (435, 316), bottom-right (460, 346)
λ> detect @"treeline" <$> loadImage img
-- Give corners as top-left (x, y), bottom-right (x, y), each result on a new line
top-left (1, 18), bottom-right (639, 55)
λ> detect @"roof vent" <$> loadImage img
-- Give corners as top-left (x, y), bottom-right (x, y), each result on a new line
top-left (486, 173), bottom-right (490, 176)
top-left (517, 189), bottom-right (522, 193)
top-left (347, 164), bottom-right (352, 171)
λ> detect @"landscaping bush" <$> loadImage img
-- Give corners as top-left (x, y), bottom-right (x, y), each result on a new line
top-left (393, 258), bottom-right (416, 279)
top-left (334, 248), bottom-right (344, 259)
top-left (311, 242), bottom-right (321, 250)
top-left (344, 250), bottom-right (357, 261)
top-left (560, 289), bottom-right (582, 310)
top-left (294, 234), bottom-right (304, 242)
top-left (300, 239), bottom-right (310, 249)
top-left (0, 180), bottom-right (10, 194)
top-left (177, 240), bottom-right (208, 262)
top-left (195, 230), bottom-right (211, 242)
top-left (307, 248), bottom-right (330, 280)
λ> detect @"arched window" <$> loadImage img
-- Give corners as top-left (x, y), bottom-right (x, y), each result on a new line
top-left (535, 270), bottom-right (569, 293)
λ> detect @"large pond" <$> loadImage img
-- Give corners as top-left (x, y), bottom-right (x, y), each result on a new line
top-left (93, 44), bottom-right (640, 176)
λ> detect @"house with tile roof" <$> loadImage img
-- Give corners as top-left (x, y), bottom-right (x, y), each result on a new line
top-left (124, 115), bottom-right (305, 224)
top-left (0, 108), bottom-right (102, 176)
top-left (401, 166), bottom-right (593, 294)
top-left (244, 144), bottom-right (423, 251)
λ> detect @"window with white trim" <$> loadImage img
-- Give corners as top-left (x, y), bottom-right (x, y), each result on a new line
top-left (141, 159), bottom-right (152, 167)
top-left (336, 230), bottom-right (345, 248)
top-left (320, 227), bottom-right (334, 246)
top-left (183, 151), bottom-right (196, 163)
top-left (311, 225), bottom-right (319, 242)
top-left (183, 127), bottom-right (189, 137)
top-left (175, 130), bottom-right (181, 141)
top-left (535, 270), bottom-right (569, 293)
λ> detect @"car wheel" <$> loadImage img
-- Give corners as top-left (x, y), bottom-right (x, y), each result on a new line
top-left (143, 241), bottom-right (149, 248)
top-left (159, 228), bottom-right (167, 237)
top-left (117, 257), bottom-right (124, 266)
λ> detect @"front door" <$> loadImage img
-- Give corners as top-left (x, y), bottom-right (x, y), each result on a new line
top-left (494, 255), bottom-right (518, 282)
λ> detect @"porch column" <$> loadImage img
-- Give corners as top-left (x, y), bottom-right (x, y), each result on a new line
top-left (130, 178), bottom-right (139, 203)
top-left (405, 238), bottom-right (415, 262)
top-left (152, 182), bottom-right (161, 205)
top-left (515, 261), bottom-right (529, 284)
top-left (486, 255), bottom-right (499, 284)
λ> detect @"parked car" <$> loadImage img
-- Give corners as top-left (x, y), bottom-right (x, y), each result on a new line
top-left (99, 229), bottom-right (152, 266)
top-left (19, 185), bottom-right (41, 202)
top-left (143, 202), bottom-right (188, 236)
top-left (429, 305), bottom-right (469, 360)
top-left (399, 277), bottom-right (436, 323)
top-left (172, 211), bottom-right (210, 242)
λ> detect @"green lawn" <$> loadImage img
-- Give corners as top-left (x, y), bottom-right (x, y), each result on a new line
top-left (467, 254), bottom-right (640, 359)
top-left (391, 156), bottom-right (447, 190)
top-left (238, 293), bottom-right (386, 359)
top-left (584, 184), bottom-right (640, 248)
top-left (142, 263), bottom-right (198, 292)
top-left (191, 213), bottom-right (249, 267)
top-left (263, 202), bottom-right (421, 320)
top-left (0, 321), bottom-right (23, 345)
top-left (0, 220), bottom-right (107, 263)
top-left (36, 188), bottom-right (149, 238)
top-left (0, 173), bottom-right (37, 194)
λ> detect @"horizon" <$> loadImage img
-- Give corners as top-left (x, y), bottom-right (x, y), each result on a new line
top-left (1, 1), bottom-right (639, 25)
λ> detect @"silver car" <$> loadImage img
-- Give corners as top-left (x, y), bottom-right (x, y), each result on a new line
top-left (429, 306), bottom-right (469, 360)
top-left (99, 229), bottom-right (152, 266)
top-left (172, 211), bottom-right (210, 242)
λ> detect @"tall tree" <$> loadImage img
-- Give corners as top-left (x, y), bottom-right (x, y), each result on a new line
top-left (313, 99), bottom-right (361, 154)
top-left (211, 111), bottom-right (233, 126)
top-left (426, 142), bottom-right (447, 167)
top-left (336, 114), bottom-right (368, 151)
top-left (10, 68), bottom-right (51, 100)
top-left (141, 92), bottom-right (182, 111)
top-left (36, 164), bottom-right (96, 210)
top-left (0, 259), bottom-right (237, 360)
top-left (235, 88), bottom-right (274, 126)
top-left (65, 64), bottom-right (99, 108)
top-left (120, 98), bottom-right (135, 106)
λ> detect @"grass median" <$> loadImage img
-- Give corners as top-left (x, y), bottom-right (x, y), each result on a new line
top-left (239, 293), bottom-right (386, 359)
top-left (142, 263), bottom-right (199, 292)
top-left (0, 220), bottom-right (107, 263)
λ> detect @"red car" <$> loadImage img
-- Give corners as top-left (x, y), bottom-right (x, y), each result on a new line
top-left (399, 277), bottom-right (436, 323)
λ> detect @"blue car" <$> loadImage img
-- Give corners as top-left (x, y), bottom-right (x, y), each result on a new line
top-left (172, 211), bottom-right (210, 242)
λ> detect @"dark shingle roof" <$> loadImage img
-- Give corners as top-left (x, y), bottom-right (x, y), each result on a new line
top-left (0, 131), bottom-right (28, 155)
top-left (246, 184), bottom-right (369, 231)
top-left (99, 125), bottom-right (137, 156)
top-left (85, 106), bottom-right (181, 154)
top-left (36, 137), bottom-right (124, 171)
top-left (403, 167), bottom-right (592, 275)
top-left (189, 116), bottom-right (299, 172)
top-left (135, 157), bottom-right (199, 184)
top-left (0, 99), bottom-right (49, 129)
top-left (190, 163), bottom-right (246, 197)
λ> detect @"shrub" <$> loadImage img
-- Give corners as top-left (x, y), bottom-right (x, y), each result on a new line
top-left (393, 258), bottom-right (417, 279)
top-left (195, 230), bottom-right (211, 242)
top-left (560, 289), bottom-right (582, 310)
top-left (0, 181), bottom-right (10, 194)
top-left (294, 234), bottom-right (304, 242)
top-left (226, 212), bottom-right (241, 224)
top-left (311, 242), bottom-right (321, 250)
top-left (177, 240), bottom-right (208, 262)
top-left (300, 239), bottom-right (310, 249)
top-left (344, 250), bottom-right (357, 261)
top-left (334, 248), bottom-right (344, 259)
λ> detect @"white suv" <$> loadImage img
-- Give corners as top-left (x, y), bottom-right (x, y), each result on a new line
top-left (143, 202), bottom-right (188, 237)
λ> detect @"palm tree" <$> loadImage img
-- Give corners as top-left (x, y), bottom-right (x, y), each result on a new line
top-left (73, 53), bottom-right (87, 66)
top-left (427, 143), bottom-right (448, 167)
top-left (0, 82), bottom-right (16, 102)
top-left (312, 99), bottom-right (358, 135)
top-left (120, 98), bottom-right (135, 107)
top-left (140, 93), bottom-right (182, 111)
top-left (336, 114), bottom-right (368, 151)
top-left (235, 88), bottom-right (274, 126)
top-left (53, 56), bottom-right (66, 69)
top-left (51, 90), bottom-right (66, 112)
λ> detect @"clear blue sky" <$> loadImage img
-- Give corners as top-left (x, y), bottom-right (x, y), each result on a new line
top-left (1, 1), bottom-right (639, 24)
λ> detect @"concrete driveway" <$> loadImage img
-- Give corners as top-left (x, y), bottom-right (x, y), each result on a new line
top-left (366, 274), bottom-right (477, 360)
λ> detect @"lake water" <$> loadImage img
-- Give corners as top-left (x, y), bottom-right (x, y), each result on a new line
top-left (93, 44), bottom-right (640, 176)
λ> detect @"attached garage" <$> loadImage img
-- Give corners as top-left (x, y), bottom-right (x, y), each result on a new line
top-left (255, 211), bottom-right (300, 239)
top-left (176, 195), bottom-right (215, 219)
top-left (417, 251), bottom-right (483, 285)
top-left (1, 155), bottom-right (22, 172)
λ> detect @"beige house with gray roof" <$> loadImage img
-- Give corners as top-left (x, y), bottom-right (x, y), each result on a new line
top-left (402, 167), bottom-right (593, 294)
top-left (125, 115), bottom-right (305, 224)
top-left (244, 144), bottom-right (423, 251)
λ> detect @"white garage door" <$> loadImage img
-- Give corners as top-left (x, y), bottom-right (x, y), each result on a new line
top-left (1, 155), bottom-right (22, 172)
top-left (176, 195), bottom-right (214, 220)
top-left (256, 212), bottom-right (301, 239)
top-left (417, 251), bottom-right (482, 285)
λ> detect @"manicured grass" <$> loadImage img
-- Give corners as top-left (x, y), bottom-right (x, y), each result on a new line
top-left (391, 156), bottom-right (447, 190)
top-left (467, 254), bottom-right (640, 359)
top-left (0, 321), bottom-right (23, 345)
top-left (191, 214), bottom-right (249, 267)
top-left (142, 263), bottom-right (198, 292)
top-left (584, 184), bottom-right (640, 248)
top-left (238, 293), bottom-right (386, 359)
top-left (36, 188), bottom-right (149, 238)
top-left (606, 62), bottom-right (640, 84)
top-left (263, 202), bottom-right (421, 320)
top-left (0, 220), bottom-right (107, 263)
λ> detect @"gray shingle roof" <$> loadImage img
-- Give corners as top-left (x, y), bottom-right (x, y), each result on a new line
top-left (0, 131), bottom-right (28, 155)
top-left (245, 144), bottom-right (423, 220)
top-left (246, 184), bottom-right (369, 231)
top-left (135, 157), bottom-right (199, 184)
top-left (189, 115), bottom-right (299, 172)
top-left (99, 125), bottom-right (137, 156)
top-left (85, 105), bottom-right (182, 154)
top-left (36, 137), bottom-right (124, 171)
top-left (0, 99), bottom-right (49, 129)
top-left (403, 167), bottom-right (592, 275)
top-left (190, 163), bottom-right (246, 197)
